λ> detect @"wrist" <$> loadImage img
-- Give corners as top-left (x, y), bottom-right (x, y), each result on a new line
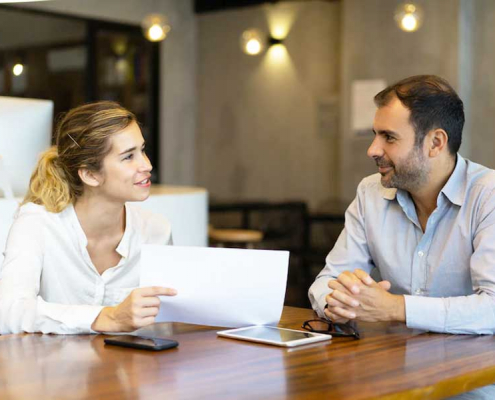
top-left (391, 295), bottom-right (406, 322)
top-left (91, 306), bottom-right (118, 332)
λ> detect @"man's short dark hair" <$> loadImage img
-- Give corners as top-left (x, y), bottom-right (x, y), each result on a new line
top-left (374, 75), bottom-right (464, 155)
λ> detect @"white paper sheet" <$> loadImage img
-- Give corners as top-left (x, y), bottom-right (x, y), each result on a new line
top-left (140, 245), bottom-right (289, 328)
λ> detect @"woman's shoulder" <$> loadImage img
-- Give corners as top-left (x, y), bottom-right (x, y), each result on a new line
top-left (9, 202), bottom-right (64, 239)
top-left (16, 202), bottom-right (51, 221)
top-left (126, 203), bottom-right (172, 242)
top-left (16, 202), bottom-right (69, 221)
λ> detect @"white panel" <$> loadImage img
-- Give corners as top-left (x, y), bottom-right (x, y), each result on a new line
top-left (0, 96), bottom-right (53, 197)
top-left (136, 189), bottom-right (208, 247)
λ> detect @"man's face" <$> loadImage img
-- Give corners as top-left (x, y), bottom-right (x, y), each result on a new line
top-left (368, 96), bottom-right (430, 192)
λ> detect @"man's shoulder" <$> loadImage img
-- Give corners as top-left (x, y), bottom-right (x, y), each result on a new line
top-left (465, 159), bottom-right (495, 189)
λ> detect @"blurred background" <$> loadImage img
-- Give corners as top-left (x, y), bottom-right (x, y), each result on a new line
top-left (1, 0), bottom-right (493, 306)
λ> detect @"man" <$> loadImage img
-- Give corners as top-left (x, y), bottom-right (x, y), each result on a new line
top-left (309, 75), bottom-right (495, 335)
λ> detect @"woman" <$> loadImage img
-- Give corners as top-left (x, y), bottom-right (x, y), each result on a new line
top-left (0, 101), bottom-right (176, 334)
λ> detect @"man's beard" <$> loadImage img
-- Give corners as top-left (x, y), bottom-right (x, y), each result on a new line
top-left (375, 146), bottom-right (430, 192)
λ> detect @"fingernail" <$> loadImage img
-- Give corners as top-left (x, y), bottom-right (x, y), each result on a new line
top-left (352, 286), bottom-right (360, 294)
top-left (349, 313), bottom-right (356, 318)
top-left (352, 301), bottom-right (359, 307)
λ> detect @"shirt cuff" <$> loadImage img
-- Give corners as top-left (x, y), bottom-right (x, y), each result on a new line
top-left (308, 278), bottom-right (331, 318)
top-left (38, 299), bottom-right (104, 334)
top-left (404, 295), bottom-right (446, 332)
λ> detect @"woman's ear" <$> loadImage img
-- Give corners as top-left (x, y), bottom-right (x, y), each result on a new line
top-left (78, 168), bottom-right (102, 187)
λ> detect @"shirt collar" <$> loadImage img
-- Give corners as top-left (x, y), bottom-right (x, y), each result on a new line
top-left (440, 154), bottom-right (467, 206)
top-left (379, 153), bottom-right (466, 207)
top-left (66, 203), bottom-right (132, 259)
top-left (116, 204), bottom-right (132, 258)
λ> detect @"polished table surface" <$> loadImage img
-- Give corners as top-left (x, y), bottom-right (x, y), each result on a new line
top-left (1, 307), bottom-right (495, 399)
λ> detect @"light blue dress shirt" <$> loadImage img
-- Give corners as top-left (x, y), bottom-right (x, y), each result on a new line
top-left (309, 154), bottom-right (495, 334)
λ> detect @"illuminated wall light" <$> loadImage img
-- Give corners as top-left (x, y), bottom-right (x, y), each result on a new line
top-left (240, 29), bottom-right (264, 56)
top-left (271, 26), bottom-right (286, 41)
top-left (394, 3), bottom-right (423, 32)
top-left (265, 2), bottom-right (298, 42)
top-left (141, 14), bottom-right (171, 42)
top-left (12, 63), bottom-right (23, 76)
top-left (268, 44), bottom-right (287, 63)
top-left (240, 29), bottom-right (286, 57)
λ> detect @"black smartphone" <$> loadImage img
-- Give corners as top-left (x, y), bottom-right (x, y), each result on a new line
top-left (104, 335), bottom-right (179, 351)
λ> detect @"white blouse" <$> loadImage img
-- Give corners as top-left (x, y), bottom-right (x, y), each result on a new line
top-left (0, 202), bottom-right (172, 334)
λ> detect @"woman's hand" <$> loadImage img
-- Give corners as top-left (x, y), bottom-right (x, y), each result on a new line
top-left (91, 286), bottom-right (177, 332)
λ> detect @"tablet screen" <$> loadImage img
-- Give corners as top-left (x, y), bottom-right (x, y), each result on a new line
top-left (229, 326), bottom-right (315, 342)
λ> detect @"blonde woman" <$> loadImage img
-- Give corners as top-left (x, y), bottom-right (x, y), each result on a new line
top-left (0, 101), bottom-right (176, 334)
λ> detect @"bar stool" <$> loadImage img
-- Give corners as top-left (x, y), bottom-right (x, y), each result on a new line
top-left (208, 226), bottom-right (263, 249)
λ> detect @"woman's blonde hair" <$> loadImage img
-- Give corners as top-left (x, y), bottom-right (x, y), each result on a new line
top-left (22, 101), bottom-right (136, 213)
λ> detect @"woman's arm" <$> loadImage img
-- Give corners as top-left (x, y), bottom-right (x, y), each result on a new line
top-left (0, 212), bottom-right (105, 334)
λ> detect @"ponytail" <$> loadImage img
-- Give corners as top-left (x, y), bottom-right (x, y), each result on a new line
top-left (21, 146), bottom-right (73, 213)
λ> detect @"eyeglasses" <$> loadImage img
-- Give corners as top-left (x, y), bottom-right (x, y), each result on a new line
top-left (302, 319), bottom-right (360, 340)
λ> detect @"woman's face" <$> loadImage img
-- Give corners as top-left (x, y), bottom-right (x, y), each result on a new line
top-left (94, 121), bottom-right (153, 203)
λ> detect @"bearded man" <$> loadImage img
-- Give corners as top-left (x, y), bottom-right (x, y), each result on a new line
top-left (309, 75), bottom-right (495, 337)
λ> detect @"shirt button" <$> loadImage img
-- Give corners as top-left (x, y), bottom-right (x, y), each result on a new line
top-left (418, 251), bottom-right (424, 257)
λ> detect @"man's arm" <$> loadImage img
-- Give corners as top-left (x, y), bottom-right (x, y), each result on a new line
top-left (309, 182), bottom-right (376, 318)
top-left (327, 186), bottom-right (495, 334)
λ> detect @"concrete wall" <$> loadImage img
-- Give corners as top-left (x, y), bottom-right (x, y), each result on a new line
top-left (20, 0), bottom-right (197, 186)
top-left (464, 0), bottom-right (495, 170)
top-left (16, 0), bottom-right (495, 207)
top-left (196, 1), bottom-right (340, 210)
top-left (339, 0), bottom-right (461, 201)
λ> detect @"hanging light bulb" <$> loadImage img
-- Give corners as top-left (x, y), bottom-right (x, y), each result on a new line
top-left (141, 14), bottom-right (171, 42)
top-left (394, 3), bottom-right (423, 32)
top-left (12, 63), bottom-right (23, 76)
top-left (240, 29), bottom-right (264, 56)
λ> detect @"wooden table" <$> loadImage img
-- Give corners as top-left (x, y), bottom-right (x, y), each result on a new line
top-left (1, 307), bottom-right (495, 399)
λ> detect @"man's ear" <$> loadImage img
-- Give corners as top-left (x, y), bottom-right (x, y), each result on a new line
top-left (78, 168), bottom-right (102, 187)
top-left (427, 128), bottom-right (448, 157)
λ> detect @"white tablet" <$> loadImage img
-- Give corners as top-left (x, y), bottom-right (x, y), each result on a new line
top-left (217, 326), bottom-right (332, 347)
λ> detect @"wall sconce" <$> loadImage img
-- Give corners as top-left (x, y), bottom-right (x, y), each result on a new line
top-left (240, 29), bottom-right (284, 56)
top-left (394, 3), bottom-right (423, 32)
top-left (141, 14), bottom-right (171, 42)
